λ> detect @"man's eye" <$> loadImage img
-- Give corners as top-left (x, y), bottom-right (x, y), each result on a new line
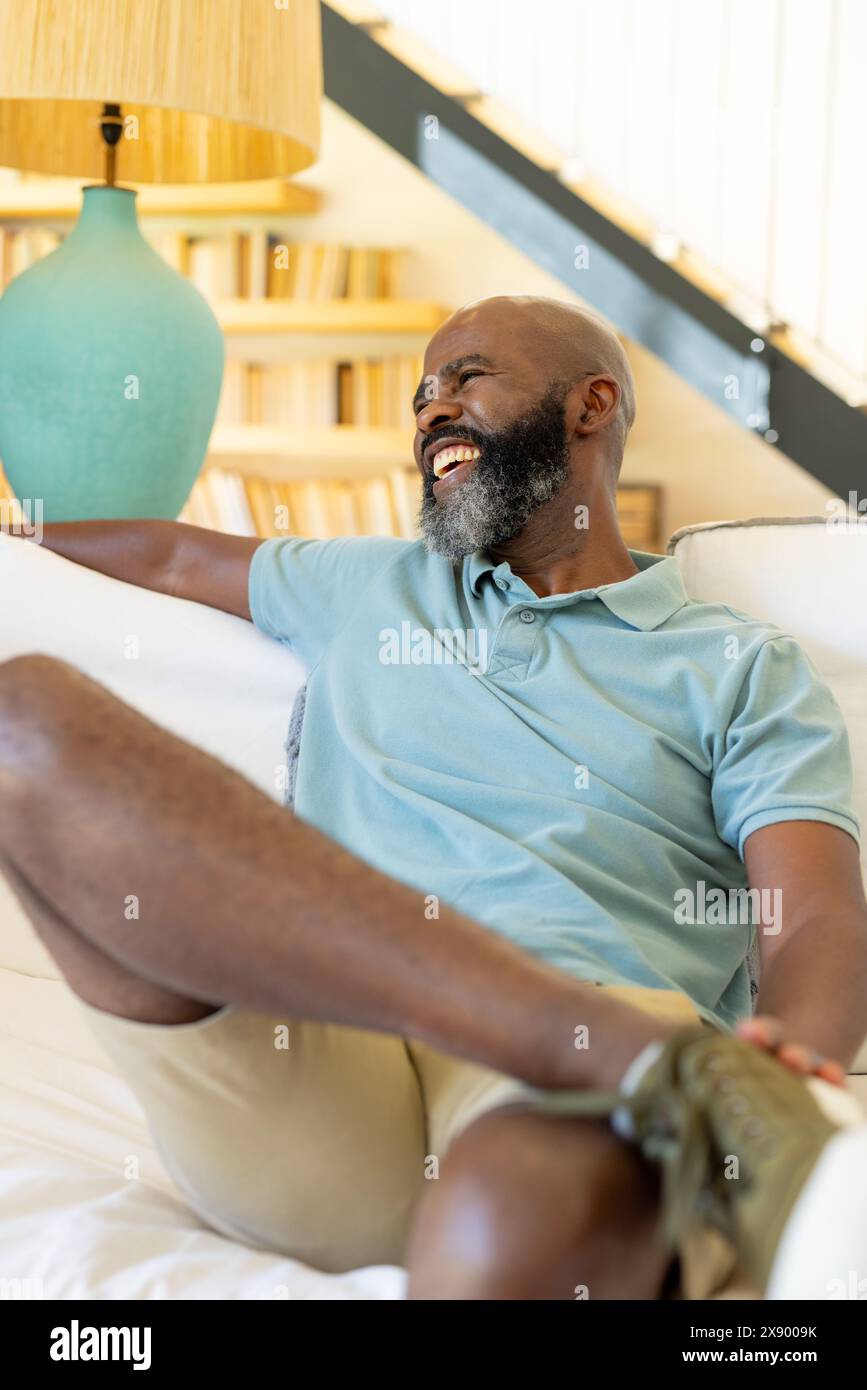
top-left (459, 370), bottom-right (482, 386)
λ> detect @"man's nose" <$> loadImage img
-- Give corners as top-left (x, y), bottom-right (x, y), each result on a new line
top-left (416, 395), bottom-right (463, 435)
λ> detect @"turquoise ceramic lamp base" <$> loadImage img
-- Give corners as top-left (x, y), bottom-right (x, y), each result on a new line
top-left (0, 185), bottom-right (224, 521)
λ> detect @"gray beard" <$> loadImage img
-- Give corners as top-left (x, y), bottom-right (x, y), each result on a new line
top-left (418, 388), bottom-right (570, 561)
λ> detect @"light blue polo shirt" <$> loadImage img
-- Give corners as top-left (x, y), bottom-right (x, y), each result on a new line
top-left (249, 537), bottom-right (859, 1029)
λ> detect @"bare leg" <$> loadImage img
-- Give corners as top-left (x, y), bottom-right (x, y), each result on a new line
top-left (0, 853), bottom-right (211, 1023)
top-left (0, 654), bottom-right (669, 1087)
top-left (407, 1107), bottom-right (671, 1300)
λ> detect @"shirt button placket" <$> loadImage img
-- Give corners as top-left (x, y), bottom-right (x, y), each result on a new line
top-left (487, 605), bottom-right (540, 680)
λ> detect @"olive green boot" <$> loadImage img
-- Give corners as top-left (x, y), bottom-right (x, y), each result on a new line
top-left (531, 1027), bottom-right (842, 1294)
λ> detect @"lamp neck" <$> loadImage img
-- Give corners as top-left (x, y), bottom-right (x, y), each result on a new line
top-left (68, 185), bottom-right (141, 241)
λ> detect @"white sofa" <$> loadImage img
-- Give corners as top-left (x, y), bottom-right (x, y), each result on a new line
top-left (0, 517), bottom-right (865, 1299)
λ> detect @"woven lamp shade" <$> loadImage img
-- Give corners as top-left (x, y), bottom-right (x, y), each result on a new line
top-left (0, 0), bottom-right (322, 182)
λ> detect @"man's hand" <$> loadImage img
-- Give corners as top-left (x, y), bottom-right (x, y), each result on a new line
top-left (735, 1014), bottom-right (846, 1087)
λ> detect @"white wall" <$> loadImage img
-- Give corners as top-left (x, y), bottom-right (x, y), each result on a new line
top-left (624, 341), bottom-right (831, 538)
top-left (376, 0), bottom-right (867, 397)
top-left (296, 101), bottom-right (833, 539)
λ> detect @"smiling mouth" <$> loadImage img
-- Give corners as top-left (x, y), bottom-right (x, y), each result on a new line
top-left (432, 445), bottom-right (481, 479)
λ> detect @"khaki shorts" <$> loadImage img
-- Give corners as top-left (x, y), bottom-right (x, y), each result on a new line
top-left (80, 983), bottom-right (734, 1288)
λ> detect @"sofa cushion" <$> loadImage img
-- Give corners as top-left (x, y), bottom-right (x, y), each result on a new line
top-left (668, 519), bottom-right (867, 875)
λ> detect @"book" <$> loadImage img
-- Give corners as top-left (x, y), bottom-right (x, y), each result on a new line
top-left (146, 229), bottom-right (189, 275)
top-left (292, 242), bottom-right (318, 301)
top-left (349, 357), bottom-right (369, 425)
top-left (4, 227), bottom-right (61, 283)
top-left (187, 233), bottom-right (240, 301)
top-left (355, 475), bottom-right (396, 536)
top-left (367, 359), bottom-right (385, 426)
top-left (316, 244), bottom-right (349, 299)
top-left (257, 362), bottom-right (338, 427)
top-left (389, 467), bottom-right (421, 538)
top-left (334, 355), bottom-right (422, 427)
top-left (208, 469), bottom-right (257, 536)
top-left (216, 361), bottom-right (249, 425)
top-left (286, 480), bottom-right (329, 536)
top-left (243, 476), bottom-right (277, 538)
top-left (247, 363), bottom-right (264, 424)
top-left (238, 230), bottom-right (269, 299)
top-left (337, 363), bottom-right (354, 425)
top-left (322, 480), bottom-right (358, 536)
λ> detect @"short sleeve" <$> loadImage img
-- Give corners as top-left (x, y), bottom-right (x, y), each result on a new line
top-left (248, 535), bottom-right (409, 670)
top-left (712, 635), bottom-right (860, 858)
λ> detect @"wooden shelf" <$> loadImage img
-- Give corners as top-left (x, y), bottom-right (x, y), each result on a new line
top-left (207, 424), bottom-right (416, 479)
top-left (0, 178), bottom-right (319, 220)
top-left (217, 298), bottom-right (447, 335)
top-left (218, 298), bottom-right (448, 361)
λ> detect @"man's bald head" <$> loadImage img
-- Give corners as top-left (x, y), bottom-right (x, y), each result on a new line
top-left (432, 295), bottom-right (637, 467)
top-left (414, 294), bottom-right (638, 559)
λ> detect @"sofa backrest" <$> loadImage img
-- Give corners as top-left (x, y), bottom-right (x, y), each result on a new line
top-left (0, 534), bottom-right (305, 792)
top-left (668, 518), bottom-right (867, 881)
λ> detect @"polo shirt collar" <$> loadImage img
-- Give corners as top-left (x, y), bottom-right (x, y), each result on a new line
top-left (466, 549), bottom-right (688, 631)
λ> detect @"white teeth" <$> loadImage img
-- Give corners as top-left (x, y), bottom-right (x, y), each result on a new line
top-left (433, 446), bottom-right (482, 478)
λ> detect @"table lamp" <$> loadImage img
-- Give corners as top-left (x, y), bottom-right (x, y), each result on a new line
top-left (0, 0), bottom-right (322, 521)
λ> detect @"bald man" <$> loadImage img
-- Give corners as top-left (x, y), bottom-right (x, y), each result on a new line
top-left (2, 296), bottom-right (866, 1301)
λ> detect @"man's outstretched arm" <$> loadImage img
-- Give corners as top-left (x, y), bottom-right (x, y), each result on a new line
top-left (8, 519), bottom-right (263, 620)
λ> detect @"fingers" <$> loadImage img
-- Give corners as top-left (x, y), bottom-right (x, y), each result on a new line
top-left (777, 1042), bottom-right (818, 1074)
top-left (812, 1058), bottom-right (846, 1086)
top-left (734, 1018), bottom-right (847, 1088)
top-left (776, 1044), bottom-right (846, 1088)
top-left (735, 1017), bottom-right (781, 1048)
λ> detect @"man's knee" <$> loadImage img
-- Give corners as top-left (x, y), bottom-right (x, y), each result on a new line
top-left (0, 654), bottom-right (85, 844)
top-left (0, 652), bottom-right (83, 707)
top-left (407, 1107), bottom-right (662, 1300)
top-left (0, 654), bottom-right (87, 745)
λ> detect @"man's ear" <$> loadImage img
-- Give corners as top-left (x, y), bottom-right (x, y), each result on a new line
top-left (568, 375), bottom-right (621, 436)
